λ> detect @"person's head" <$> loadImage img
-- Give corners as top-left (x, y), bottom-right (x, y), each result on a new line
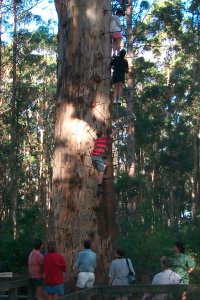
top-left (160, 256), bottom-right (172, 270)
top-left (119, 49), bottom-right (126, 58)
top-left (96, 130), bottom-right (103, 138)
top-left (116, 248), bottom-right (125, 258)
top-left (174, 241), bottom-right (185, 254)
top-left (47, 241), bottom-right (56, 253)
top-left (116, 9), bottom-right (125, 17)
top-left (84, 240), bottom-right (91, 249)
top-left (34, 239), bottom-right (43, 250)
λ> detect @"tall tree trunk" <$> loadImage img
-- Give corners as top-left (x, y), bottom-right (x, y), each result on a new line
top-left (53, 0), bottom-right (116, 282)
top-left (125, 0), bottom-right (136, 176)
top-left (8, 0), bottom-right (19, 238)
top-left (0, 0), bottom-right (3, 89)
top-left (192, 121), bottom-right (200, 218)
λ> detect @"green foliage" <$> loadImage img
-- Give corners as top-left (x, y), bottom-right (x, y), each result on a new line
top-left (118, 201), bottom-right (200, 283)
top-left (0, 205), bottom-right (45, 273)
top-left (0, 0), bottom-right (56, 273)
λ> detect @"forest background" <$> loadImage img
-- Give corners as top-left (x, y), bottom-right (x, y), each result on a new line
top-left (0, 0), bottom-right (200, 283)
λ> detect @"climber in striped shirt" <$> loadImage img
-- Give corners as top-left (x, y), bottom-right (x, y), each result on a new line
top-left (91, 129), bottom-right (112, 196)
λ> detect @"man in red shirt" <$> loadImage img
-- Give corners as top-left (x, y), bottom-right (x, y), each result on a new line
top-left (28, 239), bottom-right (45, 300)
top-left (44, 241), bottom-right (66, 300)
top-left (91, 129), bottom-right (112, 196)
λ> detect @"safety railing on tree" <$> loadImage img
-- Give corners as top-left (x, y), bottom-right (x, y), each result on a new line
top-left (1, 278), bottom-right (200, 300)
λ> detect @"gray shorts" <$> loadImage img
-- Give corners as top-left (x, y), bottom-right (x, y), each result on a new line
top-left (91, 156), bottom-right (106, 172)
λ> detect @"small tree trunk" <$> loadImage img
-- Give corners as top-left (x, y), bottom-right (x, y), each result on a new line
top-left (53, 0), bottom-right (116, 282)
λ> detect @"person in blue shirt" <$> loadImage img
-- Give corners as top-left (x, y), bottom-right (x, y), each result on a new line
top-left (74, 240), bottom-right (96, 289)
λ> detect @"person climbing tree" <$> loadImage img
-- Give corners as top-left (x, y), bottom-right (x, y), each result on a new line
top-left (91, 129), bottom-right (112, 196)
top-left (111, 49), bottom-right (129, 104)
top-left (110, 9), bottom-right (124, 55)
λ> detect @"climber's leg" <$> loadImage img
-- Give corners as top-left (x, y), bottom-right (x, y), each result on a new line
top-left (91, 156), bottom-right (106, 183)
top-left (118, 82), bottom-right (124, 99)
top-left (98, 171), bottom-right (104, 185)
top-left (115, 37), bottom-right (121, 53)
top-left (91, 156), bottom-right (106, 196)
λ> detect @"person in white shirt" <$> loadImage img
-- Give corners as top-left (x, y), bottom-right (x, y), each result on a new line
top-left (109, 249), bottom-right (135, 300)
top-left (152, 256), bottom-right (182, 285)
top-left (110, 9), bottom-right (124, 54)
top-left (142, 256), bottom-right (182, 300)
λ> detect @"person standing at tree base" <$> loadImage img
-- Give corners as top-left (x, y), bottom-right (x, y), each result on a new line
top-left (44, 241), bottom-right (66, 300)
top-left (109, 249), bottom-right (135, 300)
top-left (171, 242), bottom-right (195, 300)
top-left (74, 240), bottom-right (96, 289)
top-left (28, 239), bottom-right (45, 300)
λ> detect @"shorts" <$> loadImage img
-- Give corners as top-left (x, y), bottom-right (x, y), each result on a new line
top-left (112, 72), bottom-right (125, 84)
top-left (91, 156), bottom-right (106, 172)
top-left (30, 278), bottom-right (43, 287)
top-left (45, 284), bottom-right (64, 295)
top-left (76, 272), bottom-right (95, 289)
top-left (112, 32), bottom-right (122, 39)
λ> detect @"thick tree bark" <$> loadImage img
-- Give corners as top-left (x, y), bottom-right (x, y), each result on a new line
top-left (53, 0), bottom-right (116, 282)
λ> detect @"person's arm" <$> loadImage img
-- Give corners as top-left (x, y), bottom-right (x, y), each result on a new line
top-left (175, 273), bottom-right (183, 284)
top-left (152, 274), bottom-right (158, 285)
top-left (38, 254), bottom-right (44, 265)
top-left (93, 253), bottom-right (97, 269)
top-left (128, 259), bottom-right (135, 276)
top-left (74, 252), bottom-right (80, 270)
top-left (108, 261), bottom-right (114, 285)
top-left (187, 255), bottom-right (195, 274)
top-left (110, 57), bottom-right (116, 69)
top-left (38, 253), bottom-right (44, 274)
top-left (125, 60), bottom-right (129, 73)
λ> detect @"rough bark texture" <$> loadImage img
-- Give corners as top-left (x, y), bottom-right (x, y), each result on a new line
top-left (53, 0), bottom-right (116, 282)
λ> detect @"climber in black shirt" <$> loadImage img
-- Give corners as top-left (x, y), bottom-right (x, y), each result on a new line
top-left (111, 49), bottom-right (129, 104)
